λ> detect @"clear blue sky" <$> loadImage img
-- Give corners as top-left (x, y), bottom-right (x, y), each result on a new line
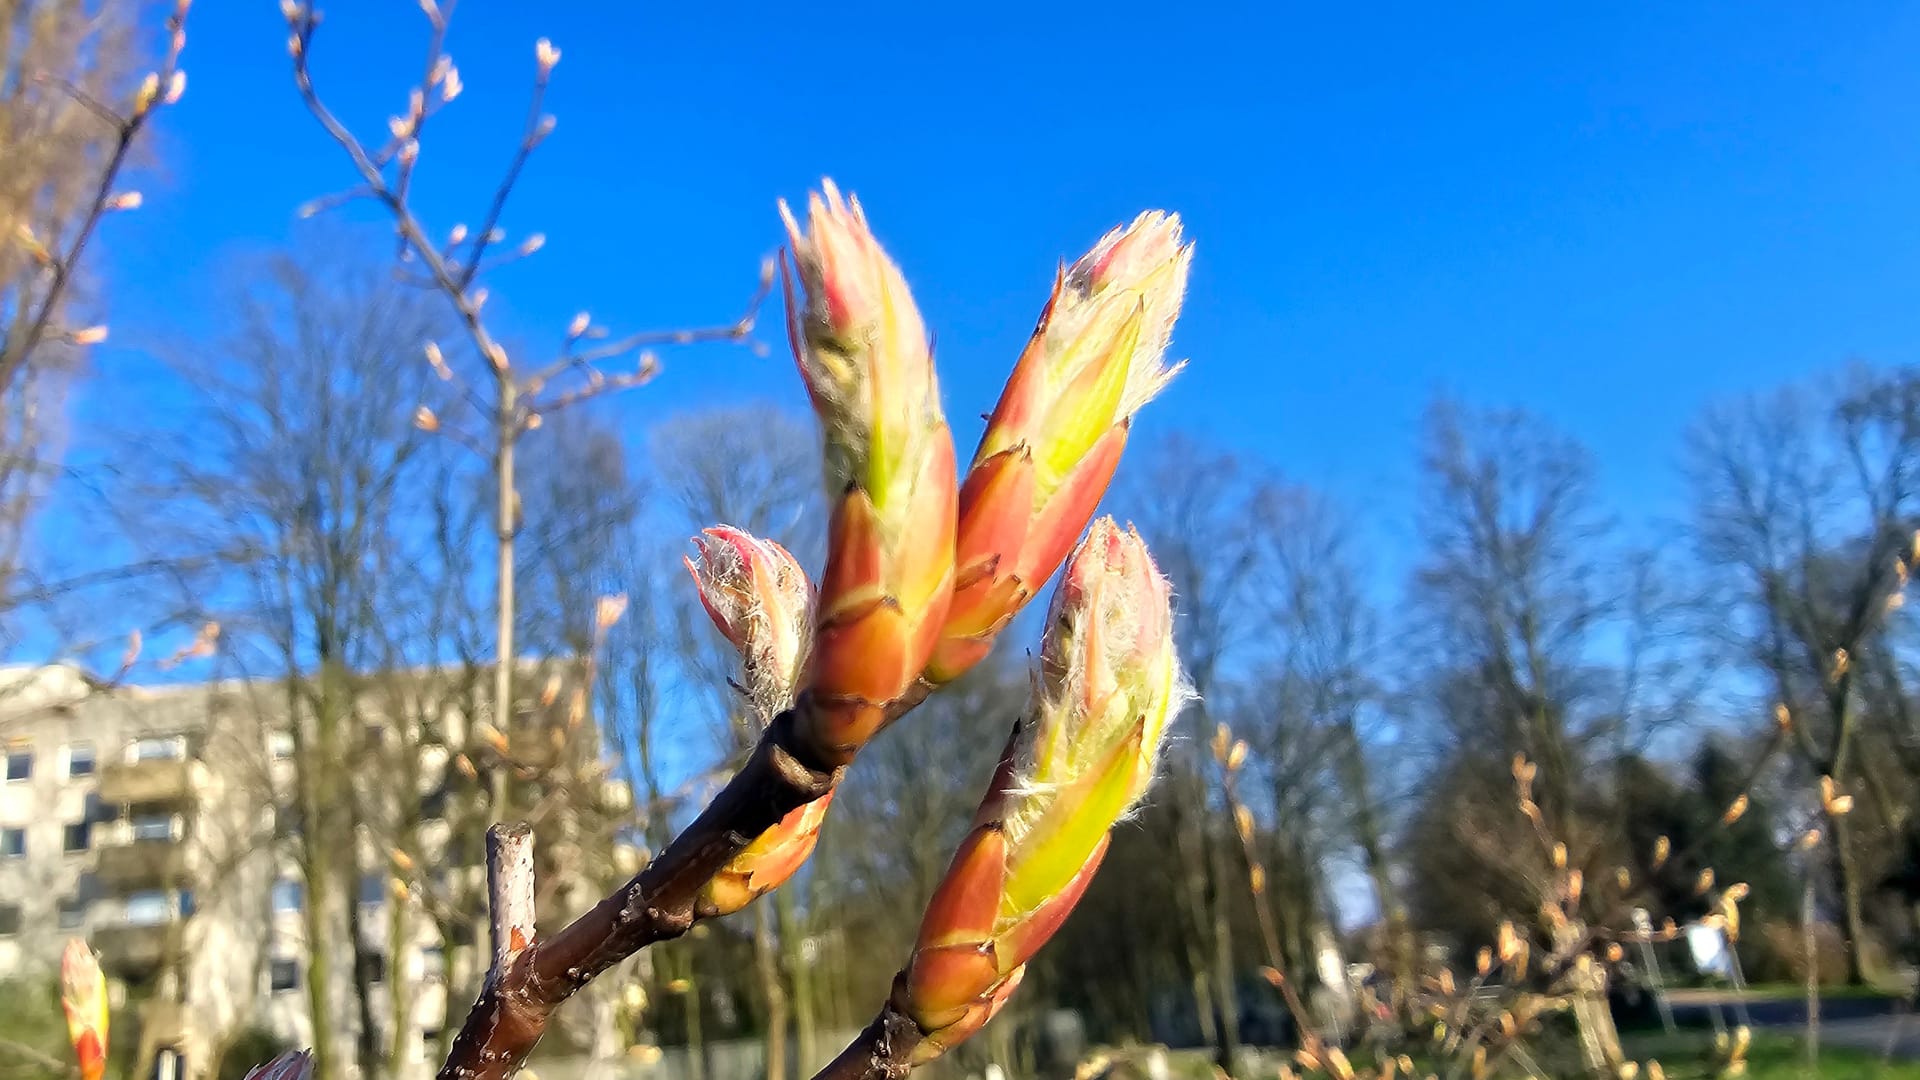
top-left (78, 0), bottom-right (1920, 583)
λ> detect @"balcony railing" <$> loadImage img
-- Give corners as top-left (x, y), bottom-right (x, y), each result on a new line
top-left (92, 922), bottom-right (171, 977)
top-left (98, 758), bottom-right (207, 805)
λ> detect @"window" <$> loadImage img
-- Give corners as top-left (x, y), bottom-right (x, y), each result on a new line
top-left (130, 736), bottom-right (184, 762)
top-left (267, 731), bottom-right (294, 761)
top-left (358, 874), bottom-right (384, 907)
top-left (66, 744), bottom-right (95, 778)
top-left (0, 828), bottom-right (24, 857)
top-left (131, 812), bottom-right (175, 843)
top-left (5, 747), bottom-right (30, 782)
top-left (419, 945), bottom-right (446, 981)
top-left (271, 879), bottom-right (302, 914)
top-left (125, 890), bottom-right (169, 926)
top-left (63, 821), bottom-right (91, 853)
top-left (0, 904), bottom-right (20, 935)
top-left (357, 951), bottom-right (387, 985)
top-left (269, 958), bottom-right (299, 993)
top-left (56, 896), bottom-right (85, 930)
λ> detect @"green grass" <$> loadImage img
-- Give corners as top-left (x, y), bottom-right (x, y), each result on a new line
top-left (1624, 1033), bottom-right (1920, 1079)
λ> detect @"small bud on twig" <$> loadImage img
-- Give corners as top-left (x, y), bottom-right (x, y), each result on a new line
top-left (535, 38), bottom-right (561, 73)
top-left (165, 71), bottom-right (187, 105)
top-left (70, 326), bottom-right (109, 346)
top-left (413, 406), bottom-right (439, 432)
top-left (108, 192), bottom-right (143, 211)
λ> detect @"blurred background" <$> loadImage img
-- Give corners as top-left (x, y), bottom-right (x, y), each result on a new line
top-left (3, 2), bottom-right (1920, 1079)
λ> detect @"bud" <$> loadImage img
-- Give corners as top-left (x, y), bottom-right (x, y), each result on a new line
top-left (442, 65), bottom-right (463, 102)
top-left (413, 406), bottom-right (439, 432)
top-left (519, 233), bottom-right (546, 256)
top-left (60, 940), bottom-right (108, 1080)
top-left (134, 72), bottom-right (160, 113)
top-left (928, 212), bottom-right (1191, 683)
top-left (686, 527), bottom-right (815, 721)
top-left (568, 311), bottom-right (591, 339)
top-left (1721, 794), bottom-right (1749, 825)
top-left (107, 191), bottom-right (142, 211)
top-left (780, 181), bottom-right (957, 761)
top-left (535, 38), bottom-right (561, 73)
top-left (895, 520), bottom-right (1189, 1062)
top-left (71, 326), bottom-right (109, 346)
top-left (242, 1051), bottom-right (315, 1080)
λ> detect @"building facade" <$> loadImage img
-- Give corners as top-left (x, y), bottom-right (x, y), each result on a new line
top-left (0, 663), bottom-right (633, 1080)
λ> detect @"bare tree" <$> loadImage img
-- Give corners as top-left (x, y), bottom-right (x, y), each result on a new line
top-left (1686, 364), bottom-right (1920, 984)
top-left (0, 0), bottom-right (187, 648)
top-left (277, 0), bottom-right (770, 851)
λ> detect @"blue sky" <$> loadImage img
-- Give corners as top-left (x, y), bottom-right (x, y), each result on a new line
top-left (87, 1), bottom-right (1920, 533)
top-left (71, 1), bottom-right (1920, 626)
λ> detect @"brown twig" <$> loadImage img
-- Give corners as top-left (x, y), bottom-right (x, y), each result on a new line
top-left (807, 990), bottom-right (924, 1080)
top-left (437, 700), bottom-right (854, 1080)
top-left (0, 0), bottom-right (191, 397)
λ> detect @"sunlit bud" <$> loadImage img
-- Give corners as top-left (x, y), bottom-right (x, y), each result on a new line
top-left (1566, 869), bottom-right (1584, 903)
top-left (449, 224), bottom-right (469, 246)
top-left (1476, 947), bottom-right (1492, 976)
top-left (1606, 943), bottom-right (1625, 963)
top-left (162, 70), bottom-right (187, 105)
top-left (418, 0), bottom-right (439, 20)
top-left (535, 38), bottom-right (561, 73)
top-left (413, 406), bottom-right (438, 432)
top-left (14, 224), bottom-right (50, 264)
top-left (1721, 794), bottom-right (1749, 825)
top-left (60, 940), bottom-right (108, 1080)
top-left (424, 341), bottom-right (452, 380)
top-left (519, 233), bottom-right (546, 256)
top-left (929, 211), bottom-right (1191, 683)
top-left (780, 180), bottom-right (956, 760)
top-left (398, 140), bottom-right (419, 167)
top-left (1651, 835), bottom-right (1670, 869)
top-left (594, 593), bottom-right (628, 632)
top-left (71, 326), bottom-right (109, 346)
top-left (1260, 966), bottom-right (1284, 987)
top-left (1615, 867), bottom-right (1632, 891)
top-left (134, 72), bottom-right (160, 112)
top-left (1551, 842), bottom-right (1567, 869)
top-left (486, 343), bottom-right (508, 370)
top-left (897, 522), bottom-right (1188, 1061)
top-left (1723, 882), bottom-right (1750, 903)
top-left (1774, 703), bottom-right (1792, 731)
top-left (685, 526), bottom-right (814, 722)
top-left (536, 115), bottom-right (557, 138)
top-left (442, 66), bottom-right (463, 102)
top-left (1226, 740), bottom-right (1248, 772)
top-left (280, 0), bottom-right (300, 21)
top-left (107, 192), bottom-right (142, 211)
top-left (388, 115), bottom-right (414, 140)
top-left (568, 312), bottom-right (591, 339)
top-left (1233, 804), bottom-right (1253, 843)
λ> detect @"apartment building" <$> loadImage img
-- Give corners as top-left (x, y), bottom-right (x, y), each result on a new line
top-left (0, 663), bottom-right (634, 1080)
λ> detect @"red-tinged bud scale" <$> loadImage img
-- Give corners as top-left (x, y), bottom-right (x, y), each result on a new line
top-left (893, 519), bottom-right (1190, 1059)
top-left (780, 181), bottom-right (957, 763)
top-left (928, 214), bottom-right (1192, 684)
top-left (60, 939), bottom-right (108, 1080)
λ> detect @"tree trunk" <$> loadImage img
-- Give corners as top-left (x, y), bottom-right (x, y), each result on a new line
top-left (778, 889), bottom-right (816, 1074)
top-left (755, 903), bottom-right (789, 1080)
top-left (1204, 817), bottom-right (1242, 1071)
top-left (1554, 925), bottom-right (1624, 1077)
top-left (1337, 716), bottom-right (1416, 1010)
top-left (1830, 813), bottom-right (1874, 985)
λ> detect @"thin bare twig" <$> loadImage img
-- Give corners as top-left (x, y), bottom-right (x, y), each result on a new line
top-left (0, 0), bottom-right (191, 396)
